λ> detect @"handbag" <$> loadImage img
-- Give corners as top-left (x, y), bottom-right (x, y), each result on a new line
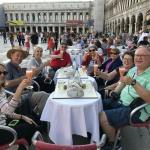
top-left (129, 97), bottom-right (145, 110)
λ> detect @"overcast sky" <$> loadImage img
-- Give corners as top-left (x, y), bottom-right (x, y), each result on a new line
top-left (0, 0), bottom-right (93, 4)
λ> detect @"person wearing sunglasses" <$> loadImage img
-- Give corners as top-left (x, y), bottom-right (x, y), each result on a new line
top-left (82, 45), bottom-right (103, 76)
top-left (0, 63), bottom-right (38, 148)
top-left (49, 41), bottom-right (72, 72)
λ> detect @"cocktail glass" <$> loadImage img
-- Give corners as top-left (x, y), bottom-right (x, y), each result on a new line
top-left (26, 69), bottom-right (33, 89)
top-left (93, 64), bottom-right (98, 77)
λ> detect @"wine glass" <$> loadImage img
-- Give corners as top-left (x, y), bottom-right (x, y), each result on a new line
top-left (93, 64), bottom-right (98, 77)
top-left (119, 66), bottom-right (126, 77)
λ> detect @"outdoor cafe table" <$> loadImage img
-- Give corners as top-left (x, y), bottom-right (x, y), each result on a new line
top-left (40, 91), bottom-right (103, 145)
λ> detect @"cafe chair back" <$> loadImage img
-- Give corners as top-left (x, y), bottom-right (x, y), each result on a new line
top-left (113, 102), bottom-right (150, 150)
top-left (0, 125), bottom-right (29, 150)
top-left (130, 103), bottom-right (150, 131)
top-left (32, 131), bottom-right (106, 150)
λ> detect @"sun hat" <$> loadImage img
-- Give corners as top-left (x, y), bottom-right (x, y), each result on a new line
top-left (7, 46), bottom-right (29, 59)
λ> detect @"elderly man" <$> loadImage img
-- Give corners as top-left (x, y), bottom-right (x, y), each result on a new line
top-left (100, 46), bottom-right (150, 150)
top-left (5, 46), bottom-right (49, 116)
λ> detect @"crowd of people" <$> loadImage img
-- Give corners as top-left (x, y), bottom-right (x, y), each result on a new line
top-left (0, 29), bottom-right (150, 149)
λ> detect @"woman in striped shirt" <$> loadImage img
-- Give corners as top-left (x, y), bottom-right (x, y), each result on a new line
top-left (0, 63), bottom-right (37, 148)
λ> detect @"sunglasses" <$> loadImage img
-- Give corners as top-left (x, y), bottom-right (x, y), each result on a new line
top-left (0, 71), bottom-right (8, 75)
top-left (89, 49), bottom-right (95, 52)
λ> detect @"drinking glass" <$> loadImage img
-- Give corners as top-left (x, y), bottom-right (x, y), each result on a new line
top-left (26, 69), bottom-right (33, 80)
top-left (93, 64), bottom-right (98, 77)
top-left (26, 69), bottom-right (33, 89)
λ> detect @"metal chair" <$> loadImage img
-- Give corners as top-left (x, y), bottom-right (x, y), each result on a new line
top-left (32, 131), bottom-right (107, 150)
top-left (0, 125), bottom-right (29, 150)
top-left (130, 103), bottom-right (150, 131)
top-left (113, 103), bottom-right (150, 150)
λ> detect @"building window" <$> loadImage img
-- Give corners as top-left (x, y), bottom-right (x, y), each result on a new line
top-left (49, 13), bottom-right (52, 21)
top-left (43, 13), bottom-right (47, 22)
top-left (79, 13), bottom-right (83, 20)
top-left (32, 13), bottom-right (35, 22)
top-left (5, 14), bottom-right (8, 21)
top-left (73, 13), bottom-right (77, 20)
top-left (55, 13), bottom-right (58, 22)
top-left (85, 12), bottom-right (89, 20)
top-left (67, 13), bottom-right (70, 20)
top-left (15, 13), bottom-right (18, 20)
top-left (21, 13), bottom-right (24, 21)
top-left (10, 13), bottom-right (13, 21)
top-left (26, 13), bottom-right (29, 22)
top-left (61, 13), bottom-right (64, 21)
top-left (38, 13), bottom-right (41, 22)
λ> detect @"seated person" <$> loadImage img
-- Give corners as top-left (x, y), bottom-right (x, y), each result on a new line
top-left (0, 63), bottom-right (37, 148)
top-left (95, 48), bottom-right (122, 98)
top-left (97, 51), bottom-right (134, 91)
top-left (81, 45), bottom-right (103, 76)
top-left (100, 46), bottom-right (150, 150)
top-left (49, 42), bottom-right (72, 72)
top-left (27, 46), bottom-right (55, 93)
top-left (5, 46), bottom-right (49, 117)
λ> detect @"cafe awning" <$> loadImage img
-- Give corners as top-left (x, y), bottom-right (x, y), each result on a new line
top-left (7, 20), bottom-right (24, 26)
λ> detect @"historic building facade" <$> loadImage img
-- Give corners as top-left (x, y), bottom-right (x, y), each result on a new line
top-left (104, 0), bottom-right (150, 35)
top-left (3, 1), bottom-right (94, 34)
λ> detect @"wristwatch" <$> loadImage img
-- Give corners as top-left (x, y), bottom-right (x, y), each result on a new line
top-left (131, 79), bottom-right (136, 86)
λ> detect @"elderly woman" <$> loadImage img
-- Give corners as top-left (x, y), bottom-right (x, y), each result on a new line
top-left (0, 63), bottom-right (37, 148)
top-left (97, 51), bottom-right (134, 90)
top-left (27, 46), bottom-right (54, 93)
top-left (82, 45), bottom-right (103, 76)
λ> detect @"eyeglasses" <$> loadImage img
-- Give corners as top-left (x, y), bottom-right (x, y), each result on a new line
top-left (110, 52), bottom-right (118, 55)
top-left (0, 71), bottom-right (8, 75)
top-left (135, 54), bottom-right (150, 58)
top-left (89, 49), bottom-right (95, 52)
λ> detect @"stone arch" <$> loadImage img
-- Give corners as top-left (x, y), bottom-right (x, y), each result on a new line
top-left (32, 26), bottom-right (36, 32)
top-left (38, 26), bottom-right (41, 33)
top-left (117, 19), bottom-right (121, 35)
top-left (125, 17), bottom-right (130, 33)
top-left (27, 26), bottom-right (30, 32)
top-left (131, 15), bottom-right (136, 34)
top-left (144, 10), bottom-right (150, 31)
top-left (137, 13), bottom-right (143, 31)
top-left (121, 18), bottom-right (125, 33)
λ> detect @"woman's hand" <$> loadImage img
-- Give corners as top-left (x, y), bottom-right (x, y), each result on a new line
top-left (18, 79), bottom-right (32, 90)
top-left (22, 115), bottom-right (38, 126)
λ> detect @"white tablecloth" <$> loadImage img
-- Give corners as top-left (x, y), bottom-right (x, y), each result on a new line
top-left (40, 92), bottom-right (103, 145)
